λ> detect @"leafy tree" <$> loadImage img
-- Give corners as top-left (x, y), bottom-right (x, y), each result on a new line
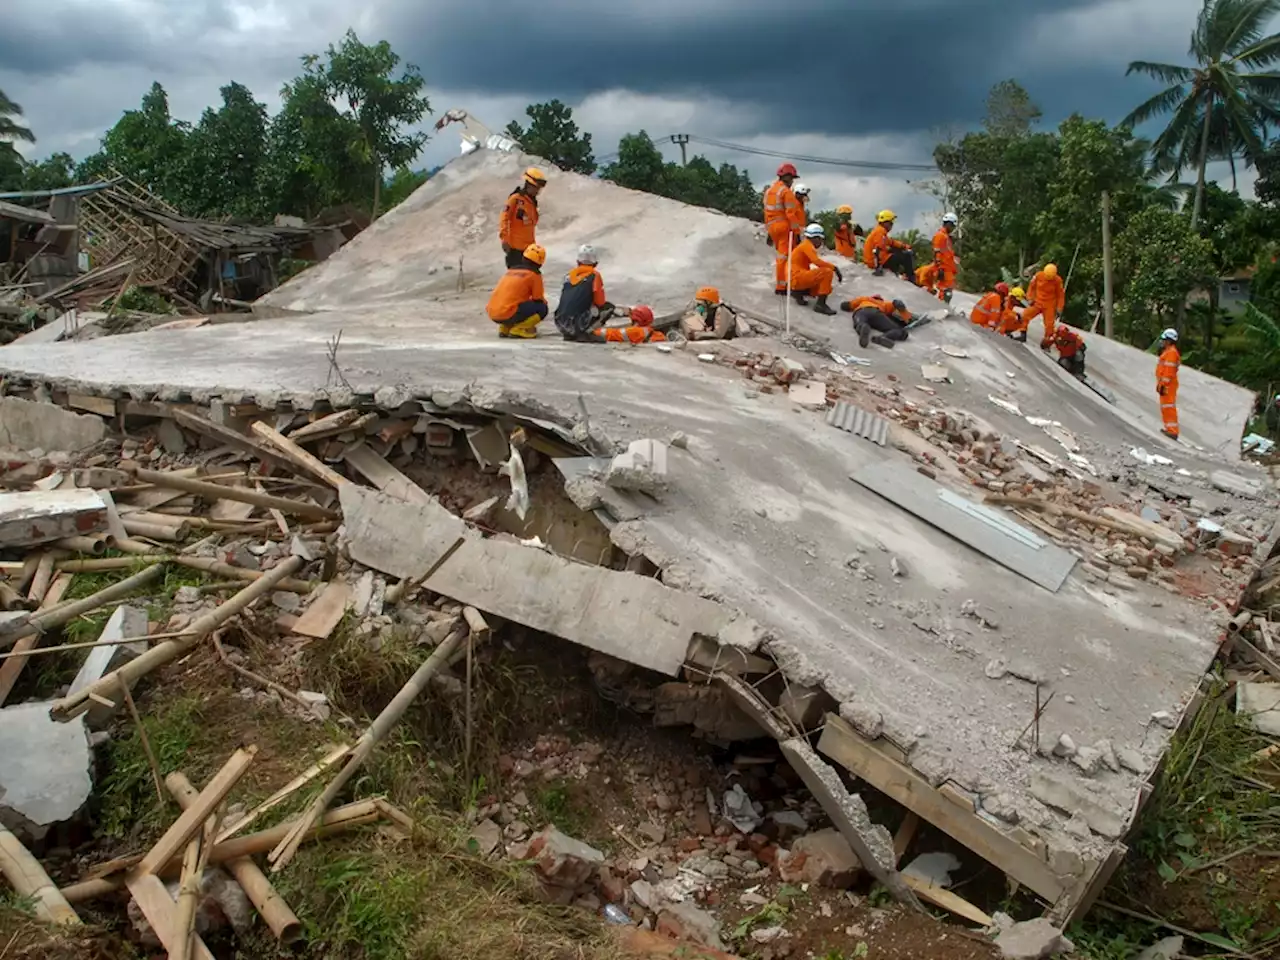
top-left (505, 100), bottom-right (596, 175)
top-left (311, 30), bottom-right (431, 217)
top-left (984, 79), bottom-right (1043, 138)
top-left (182, 83), bottom-right (269, 219)
top-left (77, 83), bottom-right (190, 200)
top-left (20, 152), bottom-right (75, 192)
top-left (1, 89), bottom-right (37, 191)
top-left (382, 167), bottom-right (428, 211)
top-left (1113, 205), bottom-right (1217, 342)
top-left (1255, 137), bottom-right (1280, 204)
top-left (601, 131), bottom-right (666, 192)
top-left (601, 131), bottom-right (760, 220)
top-left (1123, 0), bottom-right (1280, 228)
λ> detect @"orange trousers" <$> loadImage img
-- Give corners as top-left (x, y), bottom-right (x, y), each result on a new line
top-left (935, 268), bottom-right (955, 300)
top-left (791, 264), bottom-right (834, 296)
top-left (1160, 383), bottom-right (1179, 437)
top-left (1023, 304), bottom-right (1057, 346)
top-left (768, 223), bottom-right (794, 290)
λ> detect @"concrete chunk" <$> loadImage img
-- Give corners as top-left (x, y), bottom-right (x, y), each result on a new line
top-left (0, 702), bottom-right (93, 843)
top-left (0, 488), bottom-right (108, 548)
top-left (0, 397), bottom-right (106, 453)
top-left (993, 916), bottom-right (1074, 959)
top-left (339, 483), bottom-right (472, 580)
top-left (605, 439), bottom-right (669, 493)
top-left (69, 605), bottom-right (149, 729)
top-left (1237, 682), bottom-right (1280, 736)
top-left (1029, 770), bottom-right (1127, 839)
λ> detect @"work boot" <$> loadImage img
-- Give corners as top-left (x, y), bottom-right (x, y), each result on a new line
top-left (813, 295), bottom-right (836, 316)
top-left (1009, 331), bottom-right (1027, 342)
top-left (791, 291), bottom-right (809, 306)
top-left (855, 318), bottom-right (871, 349)
top-left (775, 287), bottom-right (787, 296)
top-left (873, 268), bottom-right (884, 277)
top-left (1162, 429), bottom-right (1180, 442)
top-left (497, 323), bottom-right (513, 338)
top-left (871, 334), bottom-right (896, 349)
top-left (507, 317), bottom-right (541, 339)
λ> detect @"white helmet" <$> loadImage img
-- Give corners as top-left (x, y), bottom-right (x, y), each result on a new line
top-left (577, 243), bottom-right (598, 265)
top-left (803, 222), bottom-right (825, 238)
top-left (942, 212), bottom-right (958, 225)
top-left (793, 182), bottom-right (811, 197)
top-left (1161, 327), bottom-right (1178, 342)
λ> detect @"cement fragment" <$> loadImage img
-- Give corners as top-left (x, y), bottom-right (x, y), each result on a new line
top-left (0, 396), bottom-right (106, 453)
top-left (0, 702), bottom-right (93, 843)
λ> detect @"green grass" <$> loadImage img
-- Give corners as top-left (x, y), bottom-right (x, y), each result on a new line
top-left (530, 780), bottom-right (590, 837)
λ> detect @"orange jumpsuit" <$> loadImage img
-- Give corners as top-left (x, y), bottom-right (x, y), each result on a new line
top-left (915, 263), bottom-right (938, 293)
top-left (1156, 343), bottom-right (1181, 438)
top-left (790, 238), bottom-right (835, 296)
top-left (998, 299), bottom-right (1026, 336)
top-left (844, 295), bottom-right (887, 313)
top-left (1025, 270), bottom-right (1065, 347)
top-left (590, 325), bottom-right (667, 344)
top-left (834, 222), bottom-right (857, 258)
top-left (863, 224), bottom-right (911, 275)
top-left (971, 291), bottom-right (1002, 329)
top-left (498, 189), bottom-right (538, 259)
top-left (487, 267), bottom-right (547, 335)
top-left (764, 180), bottom-right (804, 291)
top-left (932, 227), bottom-right (957, 299)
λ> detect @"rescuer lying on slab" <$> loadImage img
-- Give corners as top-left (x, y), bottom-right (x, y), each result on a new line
top-left (486, 243), bottom-right (548, 339)
top-left (583, 305), bottom-right (666, 344)
top-left (843, 297), bottom-right (913, 349)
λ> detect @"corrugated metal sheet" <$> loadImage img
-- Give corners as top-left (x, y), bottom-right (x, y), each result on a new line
top-left (826, 401), bottom-right (889, 446)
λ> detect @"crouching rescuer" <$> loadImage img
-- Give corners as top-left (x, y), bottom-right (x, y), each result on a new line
top-left (486, 243), bottom-right (548, 339)
top-left (554, 244), bottom-right (614, 341)
top-left (680, 286), bottom-right (740, 340)
top-left (790, 223), bottom-right (842, 316)
top-left (1051, 323), bottom-right (1087, 377)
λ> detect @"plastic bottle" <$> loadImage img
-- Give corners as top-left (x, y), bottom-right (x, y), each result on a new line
top-left (602, 903), bottom-right (631, 926)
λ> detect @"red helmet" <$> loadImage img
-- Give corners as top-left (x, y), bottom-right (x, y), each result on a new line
top-left (776, 163), bottom-right (798, 178)
top-left (1058, 323), bottom-right (1071, 336)
top-left (631, 305), bottom-right (654, 327)
top-left (995, 282), bottom-right (1010, 296)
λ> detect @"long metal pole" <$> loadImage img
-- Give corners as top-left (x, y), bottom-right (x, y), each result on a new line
top-left (1101, 190), bottom-right (1115, 338)
top-left (784, 231), bottom-right (793, 335)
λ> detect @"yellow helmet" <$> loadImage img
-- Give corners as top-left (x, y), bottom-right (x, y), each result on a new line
top-left (1010, 286), bottom-right (1025, 299)
top-left (876, 209), bottom-right (896, 224)
top-left (836, 204), bottom-right (854, 215)
top-left (1043, 263), bottom-right (1058, 278)
top-left (523, 167), bottom-right (547, 187)
top-left (522, 243), bottom-right (547, 265)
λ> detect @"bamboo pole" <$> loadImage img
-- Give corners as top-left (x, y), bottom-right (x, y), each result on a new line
top-left (173, 827), bottom-right (204, 960)
top-left (127, 467), bottom-right (337, 521)
top-left (269, 629), bottom-right (466, 872)
top-left (168, 773), bottom-right (304, 944)
top-left (171, 555), bottom-right (313, 594)
top-left (61, 799), bottom-right (382, 903)
top-left (122, 517), bottom-right (190, 542)
top-left (26, 552), bottom-right (56, 605)
top-left (0, 582), bottom-right (37, 612)
top-left (50, 558), bottom-right (303, 722)
top-left (0, 821), bottom-right (80, 924)
top-left (120, 675), bottom-right (165, 804)
top-left (1, 564), bottom-right (164, 651)
top-left (53, 535), bottom-right (110, 555)
top-left (56, 557), bottom-right (171, 573)
top-left (250, 421), bottom-right (348, 490)
top-left (218, 744), bottom-right (351, 843)
top-left (0, 573), bottom-right (71, 706)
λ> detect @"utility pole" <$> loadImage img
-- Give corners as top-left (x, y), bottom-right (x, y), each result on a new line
top-left (1101, 190), bottom-right (1114, 338)
top-left (672, 134), bottom-right (690, 166)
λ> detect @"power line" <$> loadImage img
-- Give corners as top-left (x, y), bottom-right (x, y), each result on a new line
top-left (594, 133), bottom-right (937, 173)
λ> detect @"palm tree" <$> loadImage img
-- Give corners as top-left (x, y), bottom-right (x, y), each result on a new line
top-left (1123, 0), bottom-right (1280, 228)
top-left (0, 89), bottom-right (35, 145)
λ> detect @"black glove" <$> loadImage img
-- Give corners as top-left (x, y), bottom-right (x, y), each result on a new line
top-left (766, 234), bottom-right (774, 248)
top-left (834, 267), bottom-right (844, 283)
top-left (501, 243), bottom-right (511, 254)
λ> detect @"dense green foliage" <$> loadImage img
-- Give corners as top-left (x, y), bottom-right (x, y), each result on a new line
top-left (600, 130), bottom-right (761, 220)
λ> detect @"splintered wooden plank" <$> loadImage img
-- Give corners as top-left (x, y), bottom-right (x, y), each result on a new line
top-left (291, 582), bottom-right (352, 640)
top-left (342, 444), bottom-right (433, 506)
top-left (124, 873), bottom-right (215, 960)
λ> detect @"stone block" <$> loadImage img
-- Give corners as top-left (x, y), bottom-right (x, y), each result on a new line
top-left (527, 825), bottom-right (604, 892)
top-left (777, 828), bottom-right (862, 889)
top-left (0, 488), bottom-right (108, 548)
top-left (0, 702), bottom-right (93, 843)
top-left (0, 397), bottom-right (106, 454)
top-left (69, 605), bottom-right (150, 729)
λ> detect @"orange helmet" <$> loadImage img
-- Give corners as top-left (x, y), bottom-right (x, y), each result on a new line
top-left (630, 305), bottom-right (654, 327)
top-left (695, 286), bottom-right (721, 305)
top-left (777, 163), bottom-right (798, 178)
top-left (522, 243), bottom-right (546, 265)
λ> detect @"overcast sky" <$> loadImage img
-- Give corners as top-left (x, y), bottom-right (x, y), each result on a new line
top-left (1, 0), bottom-right (1266, 229)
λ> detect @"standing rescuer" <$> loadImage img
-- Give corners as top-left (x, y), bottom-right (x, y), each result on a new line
top-left (486, 243), bottom-right (548, 339)
top-left (499, 167), bottom-right (546, 268)
top-left (1156, 327), bottom-right (1181, 440)
top-left (864, 210), bottom-right (914, 280)
top-left (790, 222), bottom-right (842, 315)
top-left (932, 213), bottom-right (959, 302)
top-left (833, 206), bottom-right (859, 257)
top-left (764, 163), bottom-right (805, 296)
top-left (1025, 263), bottom-right (1065, 349)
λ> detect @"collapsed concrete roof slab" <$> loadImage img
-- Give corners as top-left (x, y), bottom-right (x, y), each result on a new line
top-left (1, 147), bottom-right (1273, 919)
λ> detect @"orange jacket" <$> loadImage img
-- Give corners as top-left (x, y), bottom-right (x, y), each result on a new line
top-left (1156, 344), bottom-right (1180, 392)
top-left (844, 295), bottom-right (911, 323)
top-left (915, 263), bottom-right (938, 289)
top-left (863, 224), bottom-right (905, 269)
top-left (834, 223), bottom-right (856, 257)
top-left (499, 188), bottom-right (539, 251)
top-left (790, 238), bottom-right (833, 274)
top-left (487, 268), bottom-right (545, 321)
top-left (764, 180), bottom-right (804, 232)
top-left (933, 228), bottom-right (957, 273)
top-left (971, 291), bottom-right (1002, 328)
top-left (1028, 271), bottom-right (1065, 311)
top-left (565, 265), bottom-right (606, 307)
top-left (592, 326), bottom-right (667, 345)
top-left (998, 300), bottom-right (1024, 334)
top-left (1053, 325), bottom-right (1084, 358)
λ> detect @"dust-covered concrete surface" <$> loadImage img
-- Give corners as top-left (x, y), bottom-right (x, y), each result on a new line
top-left (1, 149), bottom-right (1275, 890)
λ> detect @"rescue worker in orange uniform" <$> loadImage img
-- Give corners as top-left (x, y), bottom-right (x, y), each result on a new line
top-left (499, 168), bottom-right (546, 268)
top-left (587, 305), bottom-right (666, 345)
top-left (1051, 323), bottom-right (1087, 377)
top-left (998, 286), bottom-right (1027, 340)
top-left (793, 183), bottom-right (811, 221)
top-left (848, 298), bottom-right (913, 349)
top-left (1025, 263), bottom-right (1065, 349)
top-left (932, 212), bottom-right (959, 302)
top-left (553, 244), bottom-right (614, 341)
top-left (915, 263), bottom-right (938, 294)
top-left (971, 282), bottom-right (1008, 329)
top-left (486, 243), bottom-right (548, 338)
top-left (764, 163), bottom-right (805, 296)
top-left (1156, 328), bottom-right (1181, 440)
top-left (833, 206), bottom-right (860, 258)
top-left (863, 210), bottom-right (915, 280)
top-left (790, 223), bottom-right (842, 315)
